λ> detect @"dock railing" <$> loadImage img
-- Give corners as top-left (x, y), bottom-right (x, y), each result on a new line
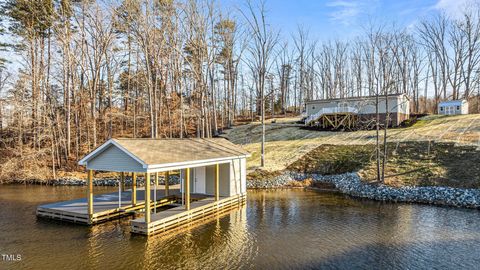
top-left (305, 106), bottom-right (358, 126)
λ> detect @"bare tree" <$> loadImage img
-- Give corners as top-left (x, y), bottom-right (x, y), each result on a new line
top-left (241, 0), bottom-right (278, 167)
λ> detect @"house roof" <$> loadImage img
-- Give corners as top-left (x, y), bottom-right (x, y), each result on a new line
top-left (439, 100), bottom-right (467, 106)
top-left (78, 138), bottom-right (250, 172)
top-left (305, 93), bottom-right (410, 104)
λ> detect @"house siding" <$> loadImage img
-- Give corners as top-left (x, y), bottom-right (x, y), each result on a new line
top-left (230, 158), bottom-right (245, 196)
top-left (306, 95), bottom-right (410, 127)
top-left (219, 163), bottom-right (231, 196)
top-left (438, 101), bottom-right (469, 115)
top-left (87, 145), bottom-right (145, 172)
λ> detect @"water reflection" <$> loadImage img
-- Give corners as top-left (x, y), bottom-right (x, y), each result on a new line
top-left (1, 186), bottom-right (480, 269)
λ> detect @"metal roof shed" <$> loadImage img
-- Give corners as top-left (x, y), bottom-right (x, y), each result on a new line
top-left (438, 100), bottom-right (469, 115)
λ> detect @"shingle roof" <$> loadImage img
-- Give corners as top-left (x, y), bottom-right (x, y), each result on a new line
top-left (111, 138), bottom-right (250, 166)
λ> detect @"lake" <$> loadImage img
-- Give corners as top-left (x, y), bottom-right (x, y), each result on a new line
top-left (1, 185), bottom-right (480, 269)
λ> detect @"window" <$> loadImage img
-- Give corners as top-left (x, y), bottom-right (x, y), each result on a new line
top-left (457, 106), bottom-right (460, 110)
top-left (440, 107), bottom-right (444, 111)
top-left (312, 106), bottom-right (315, 110)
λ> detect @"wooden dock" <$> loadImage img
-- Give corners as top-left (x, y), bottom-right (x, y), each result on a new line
top-left (37, 187), bottom-right (246, 236)
top-left (36, 187), bottom-right (180, 224)
top-left (131, 194), bottom-right (246, 236)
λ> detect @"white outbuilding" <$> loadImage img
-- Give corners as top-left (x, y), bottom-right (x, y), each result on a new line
top-left (438, 100), bottom-right (469, 115)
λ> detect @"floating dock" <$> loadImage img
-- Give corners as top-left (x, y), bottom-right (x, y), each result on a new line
top-left (131, 194), bottom-right (246, 236)
top-left (37, 188), bottom-right (179, 224)
top-left (37, 188), bottom-right (246, 235)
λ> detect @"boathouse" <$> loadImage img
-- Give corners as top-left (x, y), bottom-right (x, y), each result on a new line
top-left (37, 138), bottom-right (250, 236)
top-left (304, 93), bottom-right (410, 129)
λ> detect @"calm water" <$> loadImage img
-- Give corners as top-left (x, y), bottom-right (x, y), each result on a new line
top-left (1, 185), bottom-right (480, 270)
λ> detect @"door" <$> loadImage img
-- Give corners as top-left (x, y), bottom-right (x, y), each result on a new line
top-left (194, 167), bottom-right (206, 194)
top-left (447, 106), bottom-right (454, 115)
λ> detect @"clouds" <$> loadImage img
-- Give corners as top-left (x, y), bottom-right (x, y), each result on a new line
top-left (326, 0), bottom-right (379, 26)
top-left (434, 0), bottom-right (478, 19)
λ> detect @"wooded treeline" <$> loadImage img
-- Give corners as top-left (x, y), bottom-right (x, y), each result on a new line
top-left (0, 0), bottom-right (479, 179)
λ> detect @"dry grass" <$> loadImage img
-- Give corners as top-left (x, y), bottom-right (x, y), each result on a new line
top-left (246, 169), bottom-right (282, 181)
top-left (286, 141), bottom-right (480, 189)
top-left (225, 114), bottom-right (480, 171)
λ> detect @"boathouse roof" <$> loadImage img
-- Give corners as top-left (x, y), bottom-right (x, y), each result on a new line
top-left (78, 138), bottom-right (250, 173)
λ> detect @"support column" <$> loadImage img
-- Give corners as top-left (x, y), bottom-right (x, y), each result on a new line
top-left (120, 172), bottom-right (125, 192)
top-left (215, 164), bottom-right (219, 201)
top-left (165, 171), bottom-right (170, 197)
top-left (118, 177), bottom-right (121, 209)
top-left (185, 168), bottom-right (190, 210)
top-left (132, 172), bottom-right (137, 206)
top-left (87, 169), bottom-right (94, 223)
top-left (145, 173), bottom-right (151, 224)
top-left (154, 172), bottom-right (158, 213)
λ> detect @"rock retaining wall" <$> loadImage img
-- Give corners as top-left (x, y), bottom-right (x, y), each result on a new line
top-left (14, 175), bottom-right (181, 186)
top-left (248, 171), bottom-right (480, 209)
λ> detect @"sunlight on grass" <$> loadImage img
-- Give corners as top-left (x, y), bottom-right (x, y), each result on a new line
top-left (226, 114), bottom-right (480, 172)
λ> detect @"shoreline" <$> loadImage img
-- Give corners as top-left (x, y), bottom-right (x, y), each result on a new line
top-left (248, 171), bottom-right (480, 209)
top-left (4, 171), bottom-right (480, 209)
top-left (2, 175), bottom-right (181, 186)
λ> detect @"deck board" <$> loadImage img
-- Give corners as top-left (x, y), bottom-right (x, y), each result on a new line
top-left (131, 197), bottom-right (218, 224)
top-left (38, 186), bottom-right (180, 215)
top-left (36, 185), bottom-right (184, 224)
top-left (130, 194), bottom-right (246, 235)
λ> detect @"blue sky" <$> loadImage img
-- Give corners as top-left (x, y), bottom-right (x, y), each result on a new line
top-left (221, 0), bottom-right (477, 41)
top-left (1, 0), bottom-right (476, 73)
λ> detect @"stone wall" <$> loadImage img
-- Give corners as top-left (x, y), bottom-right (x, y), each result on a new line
top-left (14, 175), bottom-right (181, 186)
top-left (248, 171), bottom-right (480, 209)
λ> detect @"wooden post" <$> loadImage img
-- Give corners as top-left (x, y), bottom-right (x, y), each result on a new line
top-left (120, 172), bottom-right (125, 192)
top-left (165, 171), bottom-right (170, 197)
top-left (185, 168), bottom-right (190, 210)
top-left (145, 173), bottom-right (151, 224)
top-left (154, 172), bottom-right (158, 213)
top-left (132, 172), bottom-right (137, 206)
top-left (87, 169), bottom-right (94, 223)
top-left (215, 164), bottom-right (219, 201)
top-left (118, 175), bottom-right (122, 209)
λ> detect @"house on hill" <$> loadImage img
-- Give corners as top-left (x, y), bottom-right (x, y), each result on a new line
top-left (304, 93), bottom-right (410, 129)
top-left (438, 100), bottom-right (468, 115)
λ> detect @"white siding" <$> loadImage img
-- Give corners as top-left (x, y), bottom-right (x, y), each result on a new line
top-left (219, 163), bottom-right (231, 196)
top-left (180, 161), bottom-right (242, 197)
top-left (205, 165), bottom-right (215, 195)
top-left (438, 100), bottom-right (469, 115)
top-left (462, 102), bottom-right (469, 114)
top-left (230, 159), bottom-right (238, 196)
top-left (240, 158), bottom-right (247, 194)
top-left (229, 158), bottom-right (245, 196)
top-left (203, 160), bottom-right (246, 196)
top-left (87, 145), bottom-right (145, 172)
top-left (306, 95), bottom-right (410, 116)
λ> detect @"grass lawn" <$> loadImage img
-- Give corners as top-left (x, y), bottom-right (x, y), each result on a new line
top-left (225, 114), bottom-right (480, 172)
top-left (287, 141), bottom-right (480, 189)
